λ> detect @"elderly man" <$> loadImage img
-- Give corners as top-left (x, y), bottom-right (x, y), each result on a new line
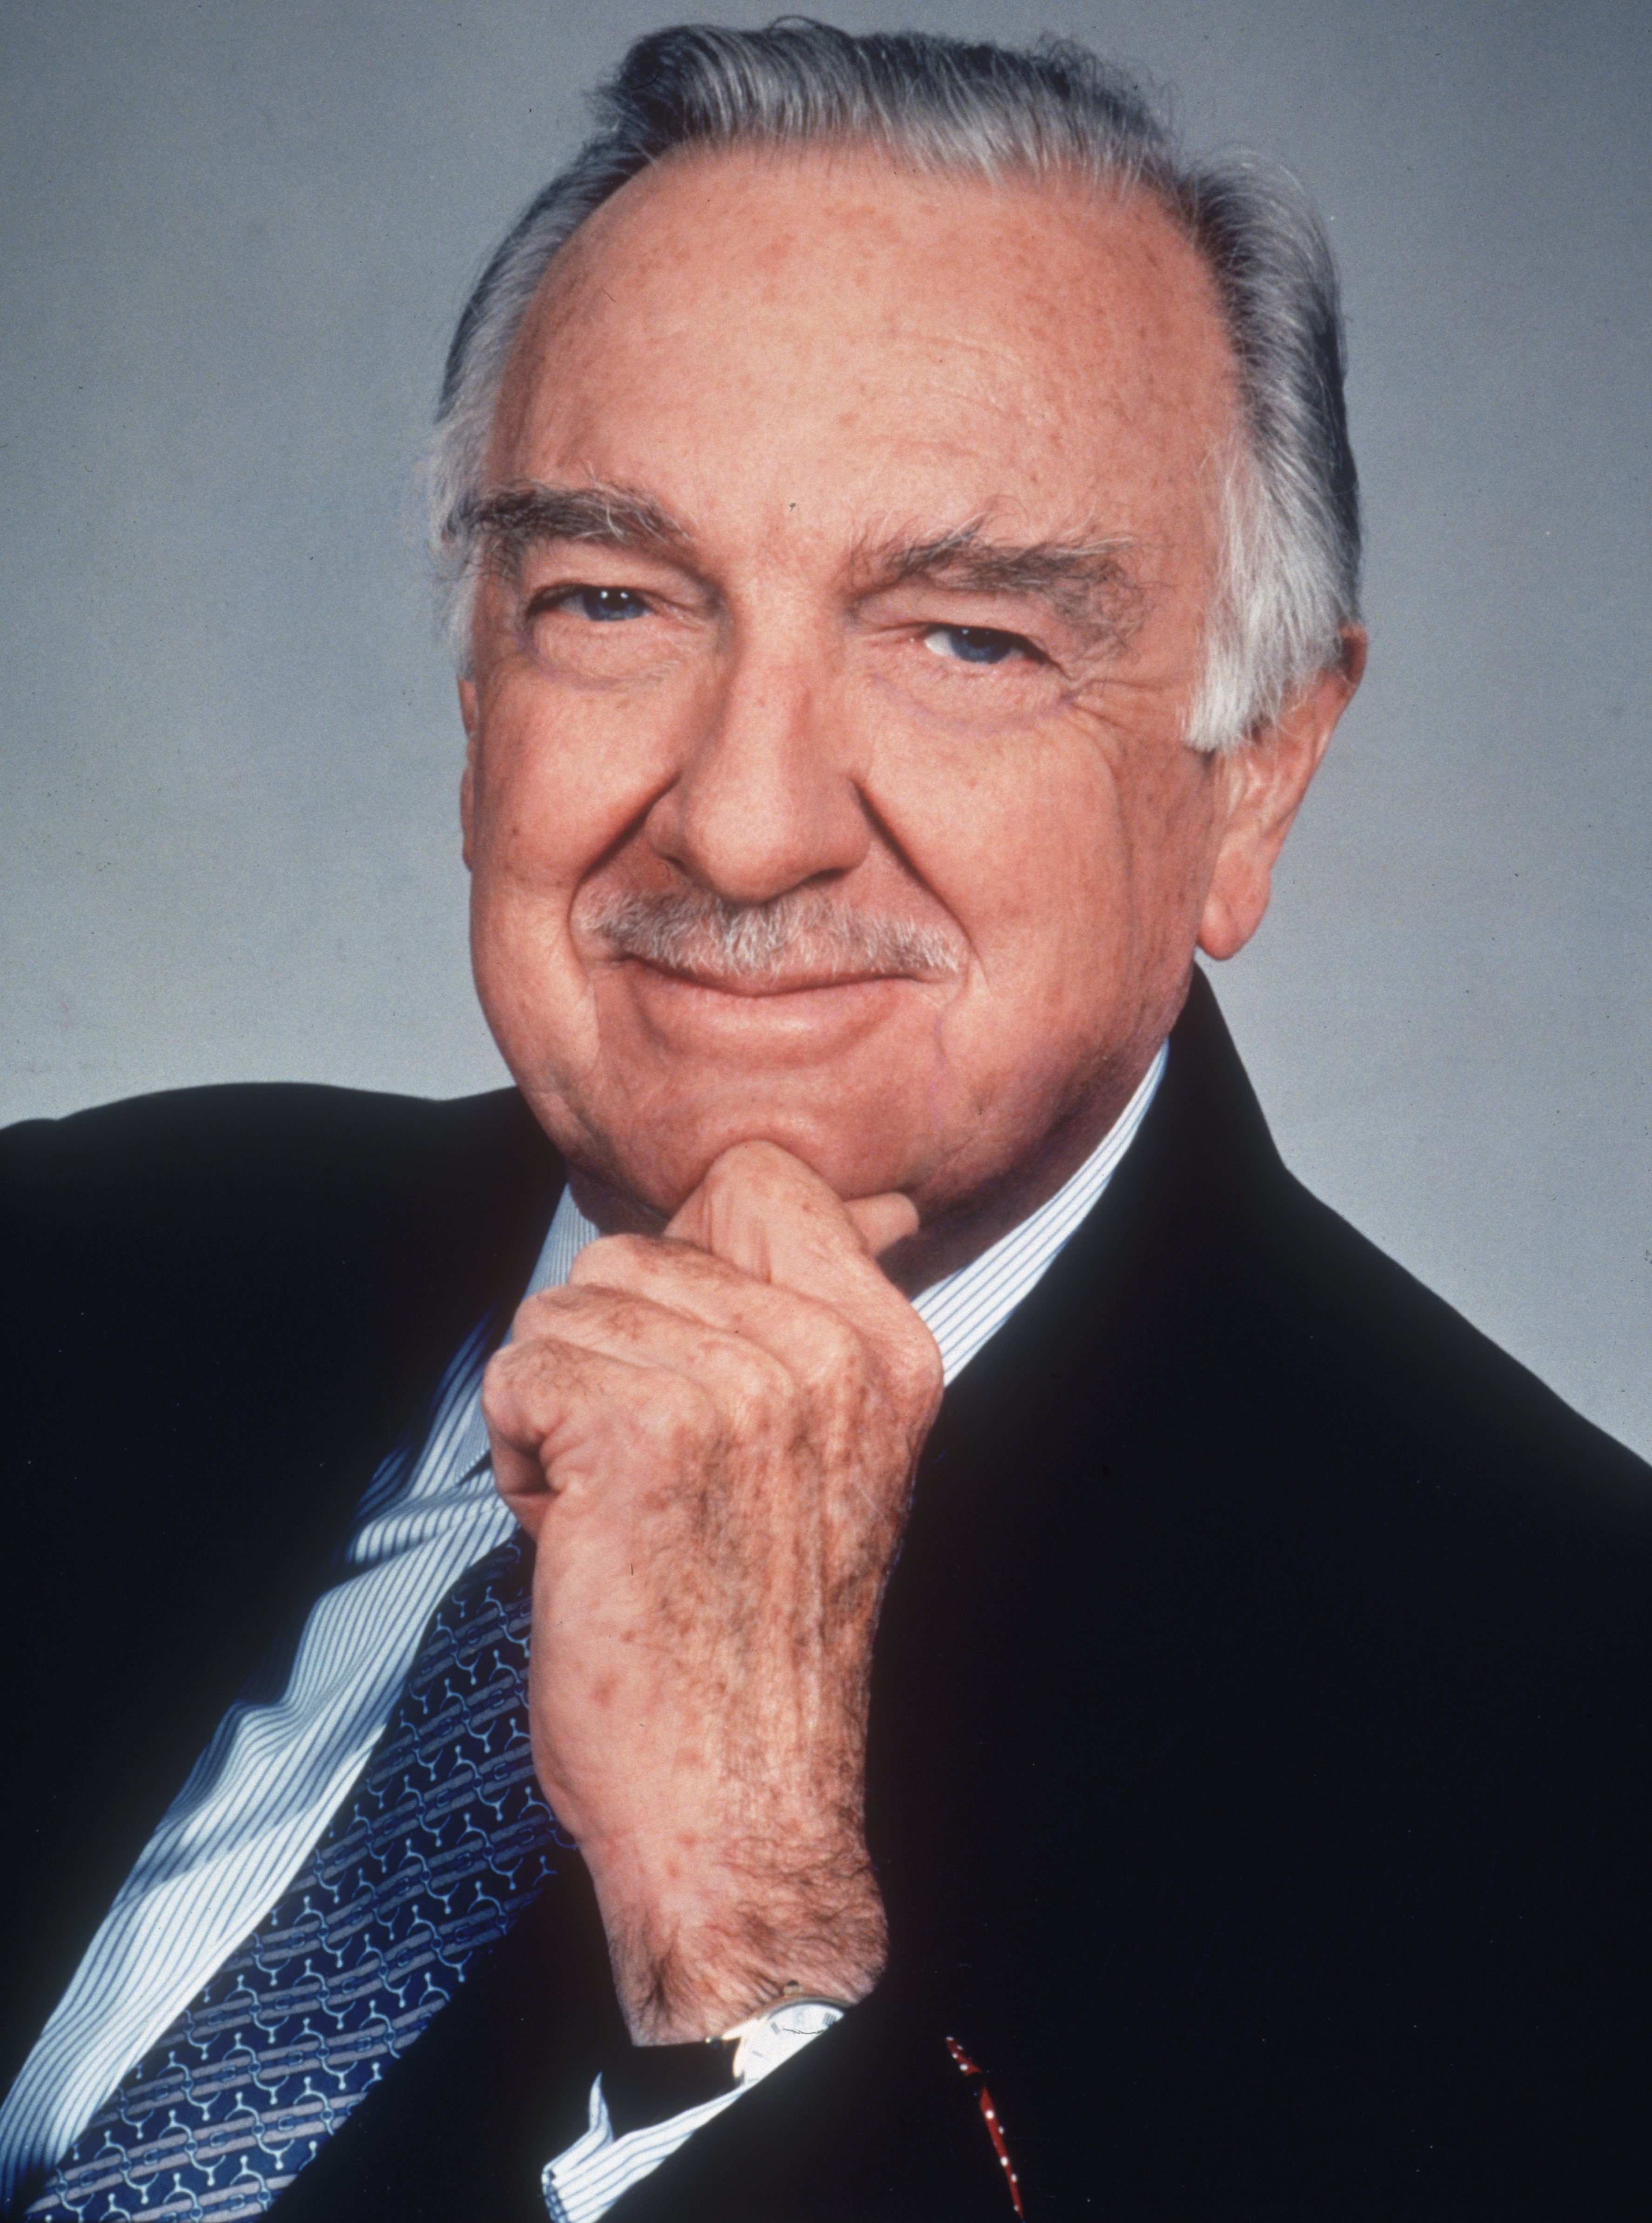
top-left (1, 21), bottom-right (1645, 2223)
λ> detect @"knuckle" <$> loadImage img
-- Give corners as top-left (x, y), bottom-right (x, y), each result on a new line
top-left (513, 1282), bottom-right (636, 1350)
top-left (511, 1285), bottom-right (567, 1338)
top-left (479, 1341), bottom-right (542, 1435)
top-left (635, 1371), bottom-right (721, 1459)
top-left (881, 1321), bottom-right (944, 1415)
top-left (705, 1340), bottom-right (791, 1425)
top-left (567, 1232), bottom-right (659, 1290)
top-left (481, 1338), bottom-right (529, 1399)
top-left (796, 1305), bottom-right (863, 1386)
top-left (725, 1340), bottom-right (799, 1430)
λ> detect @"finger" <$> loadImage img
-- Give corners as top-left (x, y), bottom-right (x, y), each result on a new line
top-left (482, 1334), bottom-right (715, 1535)
top-left (508, 1281), bottom-right (795, 1417)
top-left (567, 1231), bottom-right (940, 1416)
top-left (844, 1192), bottom-right (920, 1258)
top-left (666, 1140), bottom-right (916, 1322)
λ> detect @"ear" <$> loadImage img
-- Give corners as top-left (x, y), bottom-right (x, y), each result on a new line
top-left (458, 678), bottom-right (481, 873)
top-left (1198, 629), bottom-right (1367, 961)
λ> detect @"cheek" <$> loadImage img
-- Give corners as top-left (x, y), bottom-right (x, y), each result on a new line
top-left (1110, 743), bottom-right (1227, 960)
top-left (463, 693), bottom-right (646, 1062)
top-left (468, 681), bottom-right (666, 893)
top-left (903, 732), bottom-right (1215, 1105)
top-left (907, 738), bottom-right (1134, 991)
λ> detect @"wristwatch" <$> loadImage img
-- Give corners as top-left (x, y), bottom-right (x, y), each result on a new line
top-left (600, 1995), bottom-right (850, 2135)
top-left (721, 1993), bottom-right (848, 2087)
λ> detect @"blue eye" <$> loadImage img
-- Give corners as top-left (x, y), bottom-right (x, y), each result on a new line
top-left (923, 625), bottom-right (1025, 665)
top-left (572, 587), bottom-right (649, 621)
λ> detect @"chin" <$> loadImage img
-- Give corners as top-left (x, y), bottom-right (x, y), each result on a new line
top-left (604, 1106), bottom-right (929, 1217)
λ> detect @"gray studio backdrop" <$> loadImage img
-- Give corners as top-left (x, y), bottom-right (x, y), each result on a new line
top-left (3, 0), bottom-right (1649, 1457)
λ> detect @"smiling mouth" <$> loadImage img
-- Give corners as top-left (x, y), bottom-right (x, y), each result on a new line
top-left (623, 954), bottom-right (925, 998)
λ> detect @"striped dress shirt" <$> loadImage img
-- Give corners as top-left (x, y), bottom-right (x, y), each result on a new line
top-left (0, 1043), bottom-right (1165, 2218)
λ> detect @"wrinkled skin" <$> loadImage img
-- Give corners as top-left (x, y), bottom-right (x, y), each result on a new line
top-left (486, 1145), bottom-right (937, 2035)
top-left (466, 145), bottom-right (1363, 2038)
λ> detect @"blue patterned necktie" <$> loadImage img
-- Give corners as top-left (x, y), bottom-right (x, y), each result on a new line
top-left (26, 1533), bottom-right (564, 2222)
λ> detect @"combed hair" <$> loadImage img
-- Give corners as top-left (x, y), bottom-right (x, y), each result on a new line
top-left (429, 18), bottom-right (1360, 751)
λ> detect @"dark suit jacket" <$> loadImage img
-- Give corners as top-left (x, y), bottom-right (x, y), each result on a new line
top-left (3, 973), bottom-right (1647, 2220)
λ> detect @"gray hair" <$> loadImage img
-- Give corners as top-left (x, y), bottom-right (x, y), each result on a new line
top-left (429, 19), bottom-right (1360, 752)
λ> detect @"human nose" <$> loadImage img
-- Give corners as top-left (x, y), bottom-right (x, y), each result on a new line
top-left (642, 634), bottom-right (871, 904)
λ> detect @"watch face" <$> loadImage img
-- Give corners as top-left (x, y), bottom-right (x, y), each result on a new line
top-left (730, 1999), bottom-right (846, 2087)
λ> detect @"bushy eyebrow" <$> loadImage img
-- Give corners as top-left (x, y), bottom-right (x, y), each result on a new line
top-left (463, 482), bottom-right (1144, 644)
top-left (862, 520), bottom-right (1144, 639)
top-left (463, 481), bottom-right (694, 569)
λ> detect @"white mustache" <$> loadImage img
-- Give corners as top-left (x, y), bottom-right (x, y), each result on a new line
top-left (586, 887), bottom-right (964, 983)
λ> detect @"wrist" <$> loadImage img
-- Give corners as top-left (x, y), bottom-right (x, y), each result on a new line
top-left (587, 1837), bottom-right (887, 2043)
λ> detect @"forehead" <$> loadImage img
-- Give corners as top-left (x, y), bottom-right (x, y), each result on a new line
top-left (485, 142), bottom-right (1236, 554)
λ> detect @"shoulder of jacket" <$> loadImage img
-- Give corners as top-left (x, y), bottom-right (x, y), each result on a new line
top-left (3, 1079), bottom-right (542, 1210)
top-left (1, 1080), bottom-right (560, 1339)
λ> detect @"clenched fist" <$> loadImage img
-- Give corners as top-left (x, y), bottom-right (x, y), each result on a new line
top-left (481, 1141), bottom-right (943, 2042)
